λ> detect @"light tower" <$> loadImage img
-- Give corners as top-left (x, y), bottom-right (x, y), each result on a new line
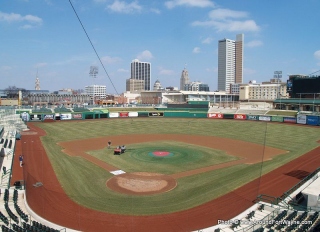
top-left (274, 71), bottom-right (282, 109)
top-left (89, 66), bottom-right (98, 105)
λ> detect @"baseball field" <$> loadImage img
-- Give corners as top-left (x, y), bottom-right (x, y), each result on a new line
top-left (22, 118), bottom-right (320, 231)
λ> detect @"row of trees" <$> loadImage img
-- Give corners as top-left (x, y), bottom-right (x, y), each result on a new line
top-left (4, 86), bottom-right (29, 98)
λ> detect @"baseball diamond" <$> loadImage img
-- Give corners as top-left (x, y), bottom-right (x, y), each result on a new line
top-left (19, 118), bottom-right (320, 232)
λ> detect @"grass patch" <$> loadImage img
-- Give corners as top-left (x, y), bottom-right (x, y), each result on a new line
top-left (88, 141), bottom-right (238, 174)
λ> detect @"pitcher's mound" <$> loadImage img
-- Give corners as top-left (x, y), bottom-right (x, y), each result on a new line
top-left (107, 172), bottom-right (177, 195)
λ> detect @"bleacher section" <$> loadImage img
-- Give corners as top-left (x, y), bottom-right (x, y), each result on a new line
top-left (54, 107), bottom-right (72, 113)
top-left (200, 168), bottom-right (320, 232)
top-left (72, 107), bottom-right (89, 112)
top-left (32, 107), bottom-right (53, 113)
top-left (0, 109), bottom-right (69, 231)
top-left (0, 189), bottom-right (61, 231)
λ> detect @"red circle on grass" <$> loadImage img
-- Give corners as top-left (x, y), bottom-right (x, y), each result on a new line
top-left (153, 151), bottom-right (171, 157)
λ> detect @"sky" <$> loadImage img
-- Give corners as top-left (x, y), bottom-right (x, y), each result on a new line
top-left (1, 0), bottom-right (320, 94)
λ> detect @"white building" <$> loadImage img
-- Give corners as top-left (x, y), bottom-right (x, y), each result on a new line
top-left (184, 81), bottom-right (210, 92)
top-left (85, 85), bottom-right (107, 100)
top-left (131, 59), bottom-right (151, 91)
top-left (153, 80), bottom-right (163, 90)
top-left (239, 80), bottom-right (287, 101)
top-left (218, 34), bottom-right (244, 93)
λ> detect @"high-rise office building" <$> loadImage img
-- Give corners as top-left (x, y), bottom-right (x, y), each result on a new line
top-left (131, 59), bottom-right (151, 91)
top-left (218, 34), bottom-right (244, 93)
top-left (180, 67), bottom-right (190, 90)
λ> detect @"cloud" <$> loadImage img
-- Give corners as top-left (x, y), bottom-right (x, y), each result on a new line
top-left (0, 66), bottom-right (12, 71)
top-left (158, 67), bottom-right (175, 75)
top-left (315, 50), bottom-right (320, 66)
top-left (34, 62), bottom-right (48, 68)
top-left (193, 47), bottom-right (201, 53)
top-left (244, 68), bottom-right (256, 75)
top-left (20, 24), bottom-right (33, 29)
top-left (0, 11), bottom-right (42, 24)
top-left (101, 56), bottom-right (122, 64)
top-left (137, 50), bottom-right (153, 60)
top-left (208, 8), bottom-right (248, 20)
top-left (192, 8), bottom-right (260, 32)
top-left (246, 40), bottom-right (263, 48)
top-left (202, 37), bottom-right (213, 44)
top-left (165, 0), bottom-right (214, 9)
top-left (117, 68), bottom-right (129, 73)
top-left (107, 0), bottom-right (142, 13)
top-left (314, 50), bottom-right (320, 59)
top-left (150, 8), bottom-right (161, 14)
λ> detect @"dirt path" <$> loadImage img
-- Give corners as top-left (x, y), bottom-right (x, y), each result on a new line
top-left (15, 122), bottom-right (320, 232)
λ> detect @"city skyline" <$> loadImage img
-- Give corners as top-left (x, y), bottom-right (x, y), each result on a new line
top-left (1, 0), bottom-right (320, 94)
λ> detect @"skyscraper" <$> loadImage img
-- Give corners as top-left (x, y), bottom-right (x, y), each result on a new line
top-left (218, 34), bottom-right (244, 93)
top-left (131, 59), bottom-right (151, 91)
top-left (180, 67), bottom-right (190, 90)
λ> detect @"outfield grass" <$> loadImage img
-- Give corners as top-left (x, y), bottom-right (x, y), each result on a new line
top-left (35, 118), bottom-right (320, 215)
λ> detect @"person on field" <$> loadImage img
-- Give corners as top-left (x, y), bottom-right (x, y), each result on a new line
top-left (121, 145), bottom-right (126, 153)
top-left (107, 140), bottom-right (112, 149)
top-left (19, 155), bottom-right (24, 167)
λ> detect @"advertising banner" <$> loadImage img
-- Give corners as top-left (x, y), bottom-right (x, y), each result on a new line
top-left (43, 114), bottom-right (54, 120)
top-left (109, 112), bottom-right (119, 118)
top-left (30, 114), bottom-right (41, 121)
top-left (72, 113), bottom-right (82, 120)
top-left (207, 113), bottom-right (223, 119)
top-left (119, 112), bottom-right (129, 118)
top-left (296, 115), bottom-right (307, 124)
top-left (246, 115), bottom-right (258, 121)
top-left (61, 114), bottom-right (72, 120)
top-left (306, 115), bottom-right (319, 126)
top-left (283, 117), bottom-right (296, 123)
top-left (234, 114), bottom-right (246, 120)
top-left (258, 116), bottom-right (271, 122)
top-left (148, 112), bottom-right (164, 117)
top-left (20, 112), bottom-right (30, 121)
top-left (271, 116), bottom-right (283, 122)
top-left (128, 112), bottom-right (138, 117)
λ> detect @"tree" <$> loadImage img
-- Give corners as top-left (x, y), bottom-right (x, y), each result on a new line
top-left (4, 86), bottom-right (29, 98)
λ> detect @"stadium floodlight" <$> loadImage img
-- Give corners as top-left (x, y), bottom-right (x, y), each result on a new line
top-left (89, 66), bottom-right (98, 78)
top-left (274, 71), bottom-right (282, 108)
top-left (89, 66), bottom-right (99, 105)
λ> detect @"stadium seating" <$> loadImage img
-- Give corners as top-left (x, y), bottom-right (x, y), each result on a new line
top-left (4, 203), bottom-right (19, 224)
top-left (1, 224), bottom-right (13, 232)
top-left (0, 211), bottom-right (9, 225)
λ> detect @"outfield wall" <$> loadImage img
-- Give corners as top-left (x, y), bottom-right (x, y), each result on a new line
top-left (15, 109), bottom-right (320, 126)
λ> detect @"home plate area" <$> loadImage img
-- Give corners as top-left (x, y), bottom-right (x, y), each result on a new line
top-left (106, 172), bottom-right (177, 195)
